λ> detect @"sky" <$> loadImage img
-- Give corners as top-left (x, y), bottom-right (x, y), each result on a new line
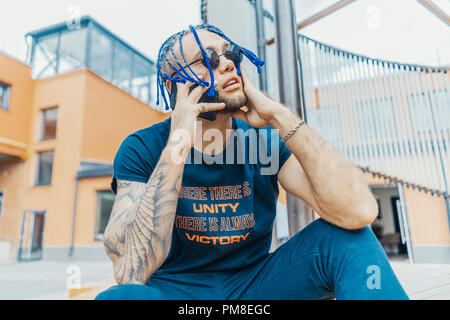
top-left (0, 0), bottom-right (448, 66)
top-left (0, 0), bottom-right (202, 62)
top-left (294, 0), bottom-right (450, 66)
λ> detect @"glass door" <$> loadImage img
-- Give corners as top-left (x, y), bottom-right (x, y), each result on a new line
top-left (18, 211), bottom-right (46, 261)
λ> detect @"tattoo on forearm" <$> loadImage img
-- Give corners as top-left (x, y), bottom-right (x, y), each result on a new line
top-left (103, 152), bottom-right (183, 284)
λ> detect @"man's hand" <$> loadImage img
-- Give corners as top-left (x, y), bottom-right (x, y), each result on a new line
top-left (169, 81), bottom-right (226, 147)
top-left (232, 67), bottom-right (286, 128)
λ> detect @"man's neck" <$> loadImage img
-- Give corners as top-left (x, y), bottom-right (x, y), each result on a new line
top-left (194, 113), bottom-right (233, 155)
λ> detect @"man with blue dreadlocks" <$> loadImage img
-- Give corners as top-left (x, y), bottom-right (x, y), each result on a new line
top-left (96, 25), bottom-right (408, 300)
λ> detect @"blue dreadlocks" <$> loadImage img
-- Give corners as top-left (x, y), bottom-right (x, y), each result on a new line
top-left (156, 24), bottom-right (265, 111)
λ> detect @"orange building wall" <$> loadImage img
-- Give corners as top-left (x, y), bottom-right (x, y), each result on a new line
top-left (20, 70), bottom-right (88, 247)
top-left (80, 70), bottom-right (169, 163)
top-left (0, 53), bottom-right (34, 158)
top-left (0, 66), bottom-right (170, 256)
top-left (364, 171), bottom-right (450, 247)
top-left (0, 162), bottom-right (27, 255)
top-left (403, 186), bottom-right (450, 246)
top-left (73, 70), bottom-right (168, 249)
top-left (71, 69), bottom-right (169, 249)
top-left (73, 176), bottom-right (111, 247)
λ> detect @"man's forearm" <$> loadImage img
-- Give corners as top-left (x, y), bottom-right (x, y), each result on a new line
top-left (104, 141), bottom-right (190, 284)
top-left (271, 106), bottom-right (377, 226)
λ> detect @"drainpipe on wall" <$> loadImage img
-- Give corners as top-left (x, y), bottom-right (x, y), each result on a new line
top-left (69, 177), bottom-right (79, 258)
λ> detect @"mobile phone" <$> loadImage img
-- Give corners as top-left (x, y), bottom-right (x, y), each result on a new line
top-left (169, 81), bottom-right (218, 121)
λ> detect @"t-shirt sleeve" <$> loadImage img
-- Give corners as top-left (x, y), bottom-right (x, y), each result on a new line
top-left (279, 135), bottom-right (292, 170)
top-left (111, 133), bottom-right (157, 194)
top-left (260, 127), bottom-right (293, 176)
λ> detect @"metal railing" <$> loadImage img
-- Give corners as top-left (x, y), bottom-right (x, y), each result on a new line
top-left (298, 34), bottom-right (450, 198)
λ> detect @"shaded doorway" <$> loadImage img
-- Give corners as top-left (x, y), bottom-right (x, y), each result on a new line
top-left (370, 185), bottom-right (408, 261)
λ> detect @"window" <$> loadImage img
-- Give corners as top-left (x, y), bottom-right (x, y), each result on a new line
top-left (0, 82), bottom-right (11, 110)
top-left (58, 28), bottom-right (87, 73)
top-left (35, 150), bottom-right (54, 185)
top-left (113, 42), bottom-right (133, 91)
top-left (89, 26), bottom-right (113, 80)
top-left (39, 107), bottom-right (58, 140)
top-left (94, 190), bottom-right (115, 241)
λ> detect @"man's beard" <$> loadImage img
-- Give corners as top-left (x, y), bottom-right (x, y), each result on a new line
top-left (216, 91), bottom-right (248, 114)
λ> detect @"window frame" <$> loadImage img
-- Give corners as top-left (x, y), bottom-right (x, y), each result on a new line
top-left (39, 106), bottom-right (58, 141)
top-left (0, 81), bottom-right (11, 111)
top-left (34, 150), bottom-right (55, 186)
top-left (93, 189), bottom-right (115, 242)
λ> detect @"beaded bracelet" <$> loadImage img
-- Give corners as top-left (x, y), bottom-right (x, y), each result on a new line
top-left (281, 119), bottom-right (305, 143)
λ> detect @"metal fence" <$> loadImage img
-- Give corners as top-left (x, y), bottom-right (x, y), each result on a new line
top-left (298, 34), bottom-right (450, 198)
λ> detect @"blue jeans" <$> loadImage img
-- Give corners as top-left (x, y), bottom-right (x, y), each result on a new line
top-left (96, 218), bottom-right (409, 300)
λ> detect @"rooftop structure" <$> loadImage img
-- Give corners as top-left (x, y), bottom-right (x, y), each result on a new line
top-left (26, 15), bottom-right (157, 107)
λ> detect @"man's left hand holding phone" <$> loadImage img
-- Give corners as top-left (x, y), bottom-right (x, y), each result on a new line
top-left (170, 80), bottom-right (220, 121)
top-left (167, 80), bottom-right (226, 156)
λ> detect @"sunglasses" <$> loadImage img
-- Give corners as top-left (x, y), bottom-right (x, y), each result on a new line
top-left (170, 44), bottom-right (243, 78)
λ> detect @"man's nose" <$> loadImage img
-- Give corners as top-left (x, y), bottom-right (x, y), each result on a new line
top-left (217, 55), bottom-right (235, 74)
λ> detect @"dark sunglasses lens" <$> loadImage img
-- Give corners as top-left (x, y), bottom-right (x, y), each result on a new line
top-left (203, 49), bottom-right (220, 69)
top-left (225, 45), bottom-right (243, 65)
top-left (201, 46), bottom-right (243, 70)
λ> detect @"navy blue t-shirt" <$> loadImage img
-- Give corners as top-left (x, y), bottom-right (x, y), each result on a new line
top-left (112, 117), bottom-right (292, 274)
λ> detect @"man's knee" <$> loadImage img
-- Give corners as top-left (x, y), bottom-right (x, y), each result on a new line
top-left (291, 218), bottom-right (381, 252)
top-left (95, 284), bottom-right (164, 300)
top-left (304, 218), bottom-right (375, 238)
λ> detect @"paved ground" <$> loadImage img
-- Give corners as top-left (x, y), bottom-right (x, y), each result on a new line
top-left (0, 260), bottom-right (449, 299)
top-left (391, 261), bottom-right (450, 300)
top-left (0, 260), bottom-right (114, 300)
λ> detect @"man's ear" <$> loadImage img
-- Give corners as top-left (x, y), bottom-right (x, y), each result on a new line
top-left (166, 80), bottom-right (172, 93)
